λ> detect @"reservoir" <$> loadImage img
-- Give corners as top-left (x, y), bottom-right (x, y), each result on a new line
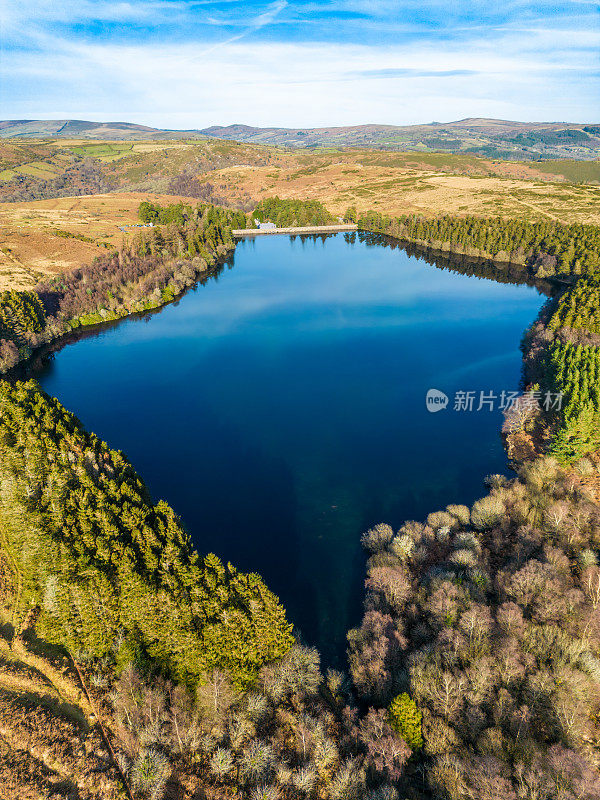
top-left (25, 232), bottom-right (546, 664)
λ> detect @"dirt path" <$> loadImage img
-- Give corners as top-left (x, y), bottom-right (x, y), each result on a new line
top-left (509, 195), bottom-right (564, 223)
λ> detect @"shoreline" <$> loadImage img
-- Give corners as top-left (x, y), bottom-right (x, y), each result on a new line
top-left (1, 244), bottom-right (235, 377)
top-left (2, 227), bottom-right (565, 379)
top-left (361, 227), bottom-right (552, 278)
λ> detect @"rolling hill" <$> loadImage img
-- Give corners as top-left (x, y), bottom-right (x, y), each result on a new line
top-left (1, 118), bottom-right (600, 161)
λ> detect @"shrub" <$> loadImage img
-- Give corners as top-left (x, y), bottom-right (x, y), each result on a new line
top-left (259, 645), bottom-right (321, 704)
top-left (578, 549), bottom-right (598, 569)
top-left (426, 510), bottom-right (458, 530)
top-left (574, 457), bottom-right (595, 475)
top-left (329, 758), bottom-right (365, 800)
top-left (292, 766), bottom-right (318, 794)
top-left (453, 532), bottom-right (481, 552)
top-left (390, 534), bottom-right (415, 560)
top-left (210, 748), bottom-right (234, 778)
top-left (365, 788), bottom-right (399, 800)
top-left (366, 565), bottom-right (411, 611)
top-left (251, 786), bottom-right (280, 800)
top-left (484, 474), bottom-right (509, 490)
top-left (130, 748), bottom-right (170, 800)
top-left (359, 708), bottom-right (410, 782)
top-left (244, 693), bottom-right (271, 727)
top-left (449, 548), bottom-right (479, 568)
top-left (347, 611), bottom-right (405, 705)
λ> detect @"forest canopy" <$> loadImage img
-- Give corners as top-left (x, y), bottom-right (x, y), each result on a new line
top-left (0, 380), bottom-right (294, 687)
top-left (357, 210), bottom-right (600, 277)
top-left (251, 196), bottom-right (336, 228)
top-left (350, 459), bottom-right (600, 799)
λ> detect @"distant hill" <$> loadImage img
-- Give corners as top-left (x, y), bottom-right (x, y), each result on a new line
top-left (1, 117), bottom-right (600, 160)
top-left (0, 119), bottom-right (193, 139)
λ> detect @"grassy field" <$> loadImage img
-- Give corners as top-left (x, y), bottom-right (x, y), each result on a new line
top-left (68, 142), bottom-right (134, 161)
top-left (204, 157), bottom-right (600, 225)
top-left (0, 191), bottom-right (200, 289)
top-left (0, 138), bottom-right (599, 290)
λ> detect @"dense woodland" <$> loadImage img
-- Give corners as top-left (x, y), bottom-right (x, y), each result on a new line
top-left (0, 380), bottom-right (294, 687)
top-left (137, 200), bottom-right (245, 230)
top-left (356, 210), bottom-right (600, 277)
top-left (252, 197), bottom-right (336, 228)
top-left (515, 273), bottom-right (600, 463)
top-left (548, 273), bottom-right (600, 336)
top-left (0, 289), bottom-right (49, 372)
top-left (0, 289), bottom-right (46, 343)
top-left (350, 458), bottom-right (600, 799)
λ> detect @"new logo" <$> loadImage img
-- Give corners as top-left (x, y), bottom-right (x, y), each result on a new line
top-left (426, 388), bottom-right (448, 413)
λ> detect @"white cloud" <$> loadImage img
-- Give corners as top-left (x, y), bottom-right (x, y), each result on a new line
top-left (0, 1), bottom-right (597, 125)
top-left (197, 1), bottom-right (287, 56)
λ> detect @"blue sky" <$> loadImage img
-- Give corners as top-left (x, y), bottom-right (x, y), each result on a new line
top-left (1, 0), bottom-right (598, 127)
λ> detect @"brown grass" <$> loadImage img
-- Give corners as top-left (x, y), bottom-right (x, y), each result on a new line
top-left (202, 160), bottom-right (600, 226)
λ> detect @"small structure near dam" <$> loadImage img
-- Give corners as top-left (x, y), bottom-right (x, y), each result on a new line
top-left (232, 223), bottom-right (358, 236)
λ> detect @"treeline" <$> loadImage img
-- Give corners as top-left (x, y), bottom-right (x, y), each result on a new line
top-left (544, 339), bottom-right (600, 461)
top-left (0, 202), bottom-right (239, 373)
top-left (0, 380), bottom-right (293, 687)
top-left (138, 200), bottom-right (245, 230)
top-left (355, 230), bottom-right (554, 292)
top-left (0, 290), bottom-right (48, 372)
top-left (508, 129), bottom-right (592, 146)
top-left (252, 196), bottom-right (336, 228)
top-left (350, 459), bottom-right (600, 799)
top-left (356, 210), bottom-right (600, 277)
top-left (527, 272), bottom-right (600, 462)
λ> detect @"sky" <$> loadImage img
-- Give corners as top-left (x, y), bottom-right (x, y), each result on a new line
top-left (0, 0), bottom-right (598, 128)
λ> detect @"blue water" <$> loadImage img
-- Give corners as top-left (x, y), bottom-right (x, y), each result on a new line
top-left (28, 232), bottom-right (545, 664)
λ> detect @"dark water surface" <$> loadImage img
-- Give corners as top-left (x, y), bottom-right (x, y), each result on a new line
top-left (27, 232), bottom-right (545, 664)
